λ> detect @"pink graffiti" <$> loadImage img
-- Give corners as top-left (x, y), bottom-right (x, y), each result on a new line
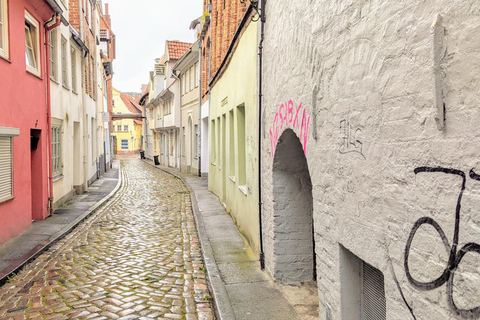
top-left (269, 100), bottom-right (311, 157)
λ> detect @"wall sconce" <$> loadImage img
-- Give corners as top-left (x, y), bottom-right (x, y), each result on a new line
top-left (240, 0), bottom-right (265, 22)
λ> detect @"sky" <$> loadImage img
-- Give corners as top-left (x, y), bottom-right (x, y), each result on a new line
top-left (108, 0), bottom-right (203, 93)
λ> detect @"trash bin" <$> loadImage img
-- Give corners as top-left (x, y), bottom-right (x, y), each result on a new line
top-left (140, 151), bottom-right (145, 159)
top-left (154, 155), bottom-right (159, 165)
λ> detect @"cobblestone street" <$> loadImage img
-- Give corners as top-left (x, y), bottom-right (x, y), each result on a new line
top-left (0, 160), bottom-right (214, 320)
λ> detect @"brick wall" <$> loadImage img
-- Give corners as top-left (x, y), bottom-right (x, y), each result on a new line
top-left (201, 0), bottom-right (247, 105)
top-left (261, 1), bottom-right (480, 319)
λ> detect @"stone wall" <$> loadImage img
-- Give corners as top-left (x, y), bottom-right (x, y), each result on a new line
top-left (261, 1), bottom-right (480, 319)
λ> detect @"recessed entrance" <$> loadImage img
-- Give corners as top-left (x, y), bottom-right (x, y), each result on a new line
top-left (272, 129), bottom-right (315, 282)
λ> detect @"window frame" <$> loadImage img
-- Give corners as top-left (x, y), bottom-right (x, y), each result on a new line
top-left (0, 127), bottom-right (20, 203)
top-left (71, 45), bottom-right (77, 93)
top-left (121, 139), bottom-right (128, 150)
top-left (123, 125), bottom-right (128, 132)
top-left (25, 10), bottom-right (41, 77)
top-left (51, 122), bottom-right (62, 178)
top-left (61, 36), bottom-right (68, 88)
top-left (0, 0), bottom-right (9, 60)
top-left (48, 29), bottom-right (57, 81)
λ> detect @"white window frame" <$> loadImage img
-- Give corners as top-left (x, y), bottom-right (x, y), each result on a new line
top-left (71, 46), bottom-right (77, 92)
top-left (48, 29), bottom-right (57, 81)
top-left (25, 10), bottom-right (40, 77)
top-left (123, 125), bottom-right (128, 132)
top-left (0, 0), bottom-right (9, 60)
top-left (0, 127), bottom-right (20, 203)
top-left (121, 139), bottom-right (128, 150)
top-left (51, 122), bottom-right (62, 177)
top-left (61, 36), bottom-right (68, 88)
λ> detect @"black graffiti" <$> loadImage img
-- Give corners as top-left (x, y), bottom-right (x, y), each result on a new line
top-left (404, 166), bottom-right (480, 319)
top-left (339, 120), bottom-right (365, 159)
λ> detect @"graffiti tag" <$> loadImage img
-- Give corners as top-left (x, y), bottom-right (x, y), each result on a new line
top-left (339, 120), bottom-right (365, 159)
top-left (400, 167), bottom-right (480, 319)
top-left (269, 100), bottom-right (311, 157)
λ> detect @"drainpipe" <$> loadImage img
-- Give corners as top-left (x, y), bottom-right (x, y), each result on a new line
top-left (45, 13), bottom-right (62, 215)
top-left (198, 38), bottom-right (202, 177)
top-left (257, 0), bottom-right (266, 270)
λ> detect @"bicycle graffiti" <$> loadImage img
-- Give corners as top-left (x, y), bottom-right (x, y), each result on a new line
top-left (403, 166), bottom-right (480, 319)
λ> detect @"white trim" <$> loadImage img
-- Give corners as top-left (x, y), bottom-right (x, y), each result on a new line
top-left (0, 0), bottom-right (9, 60)
top-left (25, 10), bottom-right (41, 77)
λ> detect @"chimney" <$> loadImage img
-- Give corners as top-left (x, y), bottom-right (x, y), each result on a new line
top-left (105, 3), bottom-right (109, 14)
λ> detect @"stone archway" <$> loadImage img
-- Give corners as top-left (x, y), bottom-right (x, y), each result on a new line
top-left (272, 129), bottom-right (315, 282)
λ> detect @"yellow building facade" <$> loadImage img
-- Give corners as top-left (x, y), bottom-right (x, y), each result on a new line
top-left (112, 88), bottom-right (143, 155)
top-left (209, 20), bottom-right (260, 255)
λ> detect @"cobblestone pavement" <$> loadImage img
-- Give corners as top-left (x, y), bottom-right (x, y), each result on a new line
top-left (0, 160), bottom-right (214, 320)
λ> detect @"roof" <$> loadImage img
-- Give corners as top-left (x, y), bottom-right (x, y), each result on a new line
top-left (120, 93), bottom-right (142, 114)
top-left (166, 41), bottom-right (193, 60)
top-left (134, 120), bottom-right (143, 125)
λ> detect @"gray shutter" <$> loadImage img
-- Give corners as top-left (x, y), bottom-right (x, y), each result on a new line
top-left (362, 262), bottom-right (386, 320)
top-left (0, 137), bottom-right (12, 202)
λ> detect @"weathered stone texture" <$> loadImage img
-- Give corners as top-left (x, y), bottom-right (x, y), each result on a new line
top-left (262, 1), bottom-right (480, 319)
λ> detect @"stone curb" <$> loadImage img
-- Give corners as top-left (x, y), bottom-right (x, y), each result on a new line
top-left (0, 161), bottom-right (122, 286)
top-left (143, 159), bottom-right (237, 320)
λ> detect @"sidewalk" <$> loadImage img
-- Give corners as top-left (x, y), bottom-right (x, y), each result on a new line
top-left (143, 159), bottom-right (318, 320)
top-left (0, 161), bottom-right (120, 286)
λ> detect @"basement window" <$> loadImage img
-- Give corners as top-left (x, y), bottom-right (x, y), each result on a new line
top-left (340, 245), bottom-right (386, 320)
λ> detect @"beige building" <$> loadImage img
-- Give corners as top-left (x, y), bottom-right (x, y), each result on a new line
top-left (208, 8), bottom-right (260, 255)
top-left (174, 41), bottom-right (200, 175)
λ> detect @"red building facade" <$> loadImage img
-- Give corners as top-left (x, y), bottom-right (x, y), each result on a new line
top-left (0, 0), bottom-right (62, 245)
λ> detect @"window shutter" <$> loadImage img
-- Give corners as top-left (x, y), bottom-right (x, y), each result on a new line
top-left (0, 136), bottom-right (12, 202)
top-left (362, 262), bottom-right (386, 320)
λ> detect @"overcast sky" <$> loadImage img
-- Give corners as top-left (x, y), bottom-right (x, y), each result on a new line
top-left (108, 0), bottom-right (203, 93)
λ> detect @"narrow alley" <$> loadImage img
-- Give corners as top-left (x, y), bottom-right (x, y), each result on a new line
top-left (0, 160), bottom-right (214, 320)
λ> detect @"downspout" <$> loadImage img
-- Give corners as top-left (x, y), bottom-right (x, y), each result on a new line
top-left (45, 13), bottom-right (62, 215)
top-left (258, 0), bottom-right (266, 270)
top-left (198, 38), bottom-right (202, 177)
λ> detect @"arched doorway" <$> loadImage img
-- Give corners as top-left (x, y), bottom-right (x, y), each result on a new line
top-left (272, 129), bottom-right (315, 282)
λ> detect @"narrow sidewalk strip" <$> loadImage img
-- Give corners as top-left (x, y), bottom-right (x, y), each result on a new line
top-left (0, 161), bottom-right (121, 286)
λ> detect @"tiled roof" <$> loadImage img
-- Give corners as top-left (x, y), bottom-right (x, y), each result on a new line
top-left (120, 93), bottom-right (142, 114)
top-left (167, 41), bottom-right (192, 60)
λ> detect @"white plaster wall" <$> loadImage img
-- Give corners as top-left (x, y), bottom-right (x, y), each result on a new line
top-left (50, 23), bottom-right (85, 205)
top-left (261, 1), bottom-right (480, 319)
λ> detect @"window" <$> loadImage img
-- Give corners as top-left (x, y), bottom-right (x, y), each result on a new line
top-left (90, 56), bottom-right (95, 97)
top-left (116, 124), bottom-right (121, 131)
top-left (340, 245), bottom-right (386, 320)
top-left (185, 71), bottom-right (189, 93)
top-left (52, 124), bottom-right (62, 177)
top-left (189, 67), bottom-right (194, 91)
top-left (229, 110), bottom-right (234, 176)
top-left (182, 126), bottom-right (186, 156)
top-left (121, 139), bottom-right (128, 150)
top-left (71, 46), bottom-right (77, 92)
top-left (194, 124), bottom-right (198, 159)
top-left (210, 119), bottom-right (215, 164)
top-left (25, 11), bottom-right (40, 76)
top-left (237, 105), bottom-right (246, 186)
top-left (61, 36), bottom-right (68, 88)
top-left (0, 127), bottom-right (19, 203)
top-left (49, 29), bottom-right (57, 81)
top-left (195, 62), bottom-right (199, 88)
top-left (0, 0), bottom-right (9, 60)
top-left (123, 125), bottom-right (128, 132)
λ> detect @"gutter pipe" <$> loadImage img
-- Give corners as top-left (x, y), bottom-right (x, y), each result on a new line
top-left (198, 38), bottom-right (202, 177)
top-left (44, 13), bottom-right (62, 215)
top-left (258, 0), bottom-right (266, 270)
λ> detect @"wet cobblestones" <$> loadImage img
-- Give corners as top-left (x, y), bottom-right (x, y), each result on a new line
top-left (0, 160), bottom-right (214, 320)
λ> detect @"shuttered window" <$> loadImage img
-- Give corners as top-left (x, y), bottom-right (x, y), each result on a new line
top-left (0, 136), bottom-right (13, 202)
top-left (362, 262), bottom-right (386, 320)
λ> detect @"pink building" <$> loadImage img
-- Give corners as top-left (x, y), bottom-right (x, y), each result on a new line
top-left (0, 0), bottom-right (63, 245)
